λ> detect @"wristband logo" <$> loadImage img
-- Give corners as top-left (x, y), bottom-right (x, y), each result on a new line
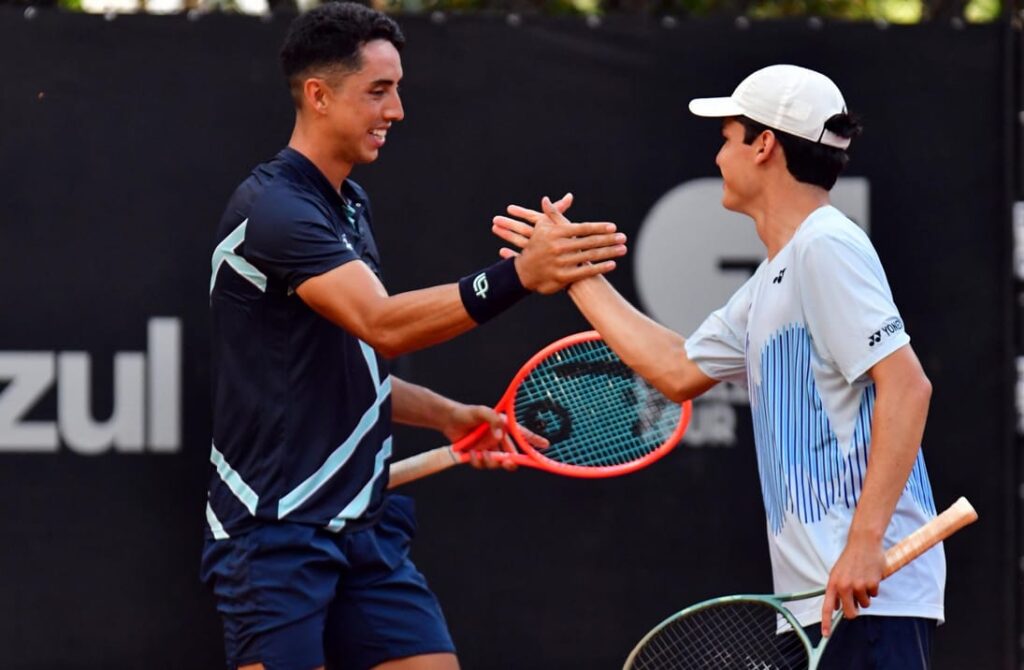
top-left (472, 272), bottom-right (489, 299)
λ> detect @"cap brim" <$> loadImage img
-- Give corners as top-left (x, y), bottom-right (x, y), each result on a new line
top-left (688, 97), bottom-right (744, 118)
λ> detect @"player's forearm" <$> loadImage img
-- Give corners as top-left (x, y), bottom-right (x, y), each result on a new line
top-left (848, 372), bottom-right (932, 542)
top-left (297, 262), bottom-right (509, 358)
top-left (390, 376), bottom-right (461, 431)
top-left (568, 276), bottom-right (714, 402)
top-left (362, 284), bottom-right (478, 358)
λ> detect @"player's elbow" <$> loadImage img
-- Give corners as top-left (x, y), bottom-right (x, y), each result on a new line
top-left (893, 370), bottom-right (932, 416)
top-left (363, 324), bottom-right (429, 359)
top-left (663, 381), bottom-right (700, 405)
top-left (663, 388), bottom-right (689, 405)
top-left (347, 309), bottom-right (419, 359)
top-left (913, 372), bottom-right (933, 407)
top-left (366, 331), bottom-right (406, 359)
top-left (659, 371), bottom-right (704, 404)
top-left (376, 345), bottom-right (403, 360)
top-left (662, 365), bottom-right (717, 404)
top-left (920, 372), bottom-right (932, 397)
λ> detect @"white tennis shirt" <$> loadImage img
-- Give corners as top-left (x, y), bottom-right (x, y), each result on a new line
top-left (686, 205), bottom-right (945, 625)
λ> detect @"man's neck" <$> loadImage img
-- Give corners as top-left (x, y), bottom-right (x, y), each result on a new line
top-left (288, 124), bottom-right (352, 192)
top-left (749, 183), bottom-right (831, 259)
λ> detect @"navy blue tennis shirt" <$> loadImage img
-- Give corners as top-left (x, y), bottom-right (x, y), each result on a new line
top-left (207, 147), bottom-right (392, 539)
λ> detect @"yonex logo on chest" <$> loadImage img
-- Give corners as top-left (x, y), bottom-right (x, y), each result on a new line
top-left (772, 268), bottom-right (786, 284)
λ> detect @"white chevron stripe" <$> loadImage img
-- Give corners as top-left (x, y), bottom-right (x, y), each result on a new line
top-left (210, 219), bottom-right (267, 295)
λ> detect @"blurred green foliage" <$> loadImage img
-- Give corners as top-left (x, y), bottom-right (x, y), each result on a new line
top-left (0, 0), bottom-right (1003, 23)
top-left (370, 0), bottom-right (1000, 21)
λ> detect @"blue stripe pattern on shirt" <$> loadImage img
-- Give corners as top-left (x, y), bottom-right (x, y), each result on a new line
top-left (206, 501), bottom-right (229, 540)
top-left (276, 376), bottom-right (392, 519)
top-left (210, 441), bottom-right (260, 516)
top-left (905, 449), bottom-right (937, 515)
top-left (751, 325), bottom-right (933, 535)
top-left (325, 436), bottom-right (393, 533)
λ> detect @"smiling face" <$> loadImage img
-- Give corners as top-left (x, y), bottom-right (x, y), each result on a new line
top-left (316, 39), bottom-right (405, 168)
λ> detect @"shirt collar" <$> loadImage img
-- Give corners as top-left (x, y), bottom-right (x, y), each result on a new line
top-left (277, 147), bottom-right (365, 211)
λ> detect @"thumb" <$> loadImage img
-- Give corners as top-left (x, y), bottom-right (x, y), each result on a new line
top-left (541, 196), bottom-right (571, 225)
top-left (498, 247), bottom-right (519, 259)
top-left (551, 192), bottom-right (574, 214)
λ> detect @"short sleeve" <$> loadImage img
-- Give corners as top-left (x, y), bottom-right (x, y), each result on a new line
top-left (245, 188), bottom-right (360, 290)
top-left (685, 271), bottom-right (758, 387)
top-left (797, 233), bottom-right (910, 384)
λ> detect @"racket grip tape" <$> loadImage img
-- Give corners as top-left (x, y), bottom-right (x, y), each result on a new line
top-left (883, 497), bottom-right (977, 577)
top-left (388, 446), bottom-right (462, 489)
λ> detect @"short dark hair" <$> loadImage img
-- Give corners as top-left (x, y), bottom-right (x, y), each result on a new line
top-left (737, 113), bottom-right (863, 190)
top-left (279, 2), bottom-right (405, 106)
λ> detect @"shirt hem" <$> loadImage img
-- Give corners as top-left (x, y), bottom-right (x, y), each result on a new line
top-left (204, 499), bottom-right (387, 541)
top-left (789, 598), bottom-right (944, 628)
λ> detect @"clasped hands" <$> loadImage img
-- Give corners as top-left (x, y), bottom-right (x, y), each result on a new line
top-left (451, 193), bottom-right (626, 470)
top-left (494, 193), bottom-right (627, 294)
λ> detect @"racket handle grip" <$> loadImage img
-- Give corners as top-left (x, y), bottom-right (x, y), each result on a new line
top-left (883, 496), bottom-right (978, 577)
top-left (388, 446), bottom-right (462, 489)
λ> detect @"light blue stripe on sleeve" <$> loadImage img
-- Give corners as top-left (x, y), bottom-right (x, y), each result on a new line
top-left (210, 219), bottom-right (267, 295)
top-left (324, 436), bottom-right (393, 533)
top-left (206, 501), bottom-right (230, 540)
top-left (210, 442), bottom-right (260, 516)
top-left (277, 377), bottom-right (392, 519)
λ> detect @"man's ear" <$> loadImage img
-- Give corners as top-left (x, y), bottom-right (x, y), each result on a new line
top-left (303, 78), bottom-right (330, 114)
top-left (754, 130), bottom-right (777, 164)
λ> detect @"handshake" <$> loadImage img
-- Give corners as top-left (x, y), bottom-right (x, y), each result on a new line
top-left (491, 193), bottom-right (628, 295)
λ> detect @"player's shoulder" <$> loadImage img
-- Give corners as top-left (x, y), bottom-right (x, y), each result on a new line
top-left (793, 205), bottom-right (874, 258)
top-left (246, 162), bottom-right (330, 229)
top-left (221, 152), bottom-right (304, 213)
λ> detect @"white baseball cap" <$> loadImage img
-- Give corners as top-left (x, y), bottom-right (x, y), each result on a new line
top-left (688, 64), bottom-right (852, 149)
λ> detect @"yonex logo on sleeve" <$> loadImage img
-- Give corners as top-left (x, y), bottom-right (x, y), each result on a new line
top-left (882, 317), bottom-right (904, 335)
top-left (472, 272), bottom-right (489, 299)
top-left (868, 318), bottom-right (903, 347)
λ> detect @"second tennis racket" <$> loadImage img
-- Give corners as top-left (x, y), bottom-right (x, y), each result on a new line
top-left (388, 331), bottom-right (692, 488)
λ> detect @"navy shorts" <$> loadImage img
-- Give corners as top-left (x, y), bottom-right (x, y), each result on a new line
top-left (804, 615), bottom-right (936, 669)
top-left (200, 495), bottom-right (455, 670)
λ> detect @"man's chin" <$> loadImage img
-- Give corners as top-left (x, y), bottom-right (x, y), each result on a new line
top-left (356, 149), bottom-right (381, 164)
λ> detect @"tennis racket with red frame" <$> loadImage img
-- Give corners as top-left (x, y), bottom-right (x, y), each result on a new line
top-left (388, 331), bottom-right (692, 488)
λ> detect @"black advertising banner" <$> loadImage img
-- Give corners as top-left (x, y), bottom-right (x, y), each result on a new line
top-left (0, 9), bottom-right (1011, 668)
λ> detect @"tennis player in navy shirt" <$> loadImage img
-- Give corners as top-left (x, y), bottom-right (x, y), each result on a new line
top-left (201, 4), bottom-right (627, 670)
